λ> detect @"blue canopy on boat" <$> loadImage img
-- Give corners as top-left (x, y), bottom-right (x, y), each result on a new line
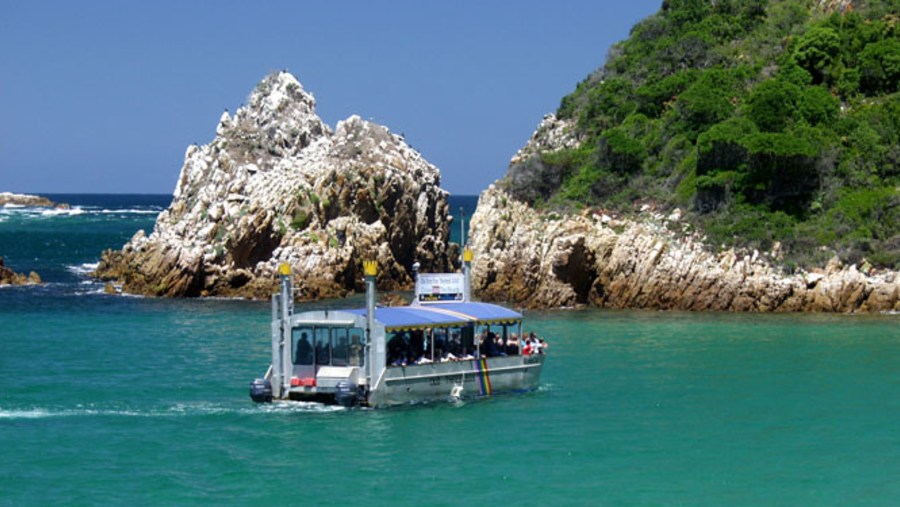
top-left (424, 302), bottom-right (522, 323)
top-left (345, 302), bottom-right (521, 330)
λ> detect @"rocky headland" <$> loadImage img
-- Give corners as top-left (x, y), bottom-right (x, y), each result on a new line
top-left (469, 115), bottom-right (900, 313)
top-left (95, 71), bottom-right (453, 299)
top-left (0, 257), bottom-right (41, 286)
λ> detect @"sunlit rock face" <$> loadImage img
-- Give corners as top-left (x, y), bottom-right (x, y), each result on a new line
top-left (96, 71), bottom-right (453, 299)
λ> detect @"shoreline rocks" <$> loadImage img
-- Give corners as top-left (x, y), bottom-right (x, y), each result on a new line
top-left (95, 71), bottom-right (454, 299)
top-left (0, 257), bottom-right (41, 286)
top-left (470, 187), bottom-right (899, 313)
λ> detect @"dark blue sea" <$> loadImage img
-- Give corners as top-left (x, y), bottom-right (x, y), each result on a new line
top-left (1, 194), bottom-right (899, 506)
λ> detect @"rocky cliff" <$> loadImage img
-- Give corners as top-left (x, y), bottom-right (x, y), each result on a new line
top-left (95, 72), bottom-right (453, 299)
top-left (469, 118), bottom-right (900, 313)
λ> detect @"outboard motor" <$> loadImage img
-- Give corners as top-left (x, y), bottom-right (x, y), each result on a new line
top-left (250, 378), bottom-right (273, 403)
top-left (334, 380), bottom-right (358, 408)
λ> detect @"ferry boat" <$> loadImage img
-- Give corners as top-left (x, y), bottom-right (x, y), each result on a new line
top-left (249, 249), bottom-right (545, 407)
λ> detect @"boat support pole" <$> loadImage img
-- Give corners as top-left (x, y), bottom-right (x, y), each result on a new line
top-left (279, 263), bottom-right (293, 398)
top-left (271, 292), bottom-right (282, 399)
top-left (364, 260), bottom-right (377, 389)
top-left (463, 247), bottom-right (472, 303)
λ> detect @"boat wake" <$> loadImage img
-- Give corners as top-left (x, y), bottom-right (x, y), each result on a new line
top-left (0, 401), bottom-right (344, 420)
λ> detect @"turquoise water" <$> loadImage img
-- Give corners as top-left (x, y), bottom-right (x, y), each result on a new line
top-left (2, 195), bottom-right (899, 506)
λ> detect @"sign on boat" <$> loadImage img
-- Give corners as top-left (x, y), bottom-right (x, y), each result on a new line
top-left (250, 250), bottom-right (546, 407)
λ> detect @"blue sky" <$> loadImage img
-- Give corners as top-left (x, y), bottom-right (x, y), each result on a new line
top-left (1, 1), bottom-right (659, 195)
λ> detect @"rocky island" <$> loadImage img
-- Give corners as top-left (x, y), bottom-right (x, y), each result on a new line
top-left (95, 72), bottom-right (454, 299)
top-left (0, 192), bottom-right (68, 209)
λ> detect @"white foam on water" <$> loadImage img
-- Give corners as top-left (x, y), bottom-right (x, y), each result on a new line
top-left (0, 205), bottom-right (162, 222)
top-left (73, 286), bottom-right (108, 296)
top-left (0, 407), bottom-right (145, 419)
top-left (96, 208), bottom-right (161, 215)
top-left (67, 262), bottom-right (99, 276)
top-left (251, 400), bottom-right (346, 414)
top-left (0, 401), bottom-right (345, 420)
top-left (0, 408), bottom-right (56, 419)
top-left (40, 206), bottom-right (85, 217)
top-left (170, 400), bottom-right (345, 415)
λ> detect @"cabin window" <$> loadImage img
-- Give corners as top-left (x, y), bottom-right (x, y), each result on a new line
top-left (386, 331), bottom-right (409, 366)
top-left (349, 328), bottom-right (365, 367)
top-left (505, 322), bottom-right (521, 355)
top-left (474, 324), bottom-right (511, 358)
top-left (475, 325), bottom-right (490, 346)
top-left (315, 327), bottom-right (331, 365)
top-left (409, 330), bottom-right (426, 362)
top-left (332, 328), bottom-right (349, 366)
top-left (292, 327), bottom-right (314, 365)
top-left (447, 326), bottom-right (464, 357)
top-left (293, 325), bottom-right (366, 367)
top-left (431, 327), bottom-right (448, 361)
top-left (461, 326), bottom-right (475, 356)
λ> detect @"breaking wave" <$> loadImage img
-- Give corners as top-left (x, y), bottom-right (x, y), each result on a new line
top-left (0, 205), bottom-right (162, 221)
top-left (67, 262), bottom-right (99, 276)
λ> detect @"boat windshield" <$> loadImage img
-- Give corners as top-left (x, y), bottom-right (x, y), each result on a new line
top-left (292, 325), bottom-right (365, 367)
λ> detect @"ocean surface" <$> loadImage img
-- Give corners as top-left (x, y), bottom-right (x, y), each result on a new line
top-left (1, 194), bottom-right (899, 506)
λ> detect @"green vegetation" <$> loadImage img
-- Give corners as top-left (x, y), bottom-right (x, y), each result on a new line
top-left (290, 209), bottom-right (310, 230)
top-left (505, 0), bottom-right (900, 269)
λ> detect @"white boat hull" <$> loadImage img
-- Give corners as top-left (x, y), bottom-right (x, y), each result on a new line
top-left (367, 354), bottom-right (545, 407)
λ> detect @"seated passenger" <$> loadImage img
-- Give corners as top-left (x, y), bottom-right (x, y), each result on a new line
top-left (506, 333), bottom-right (519, 355)
top-left (482, 332), bottom-right (502, 357)
top-left (495, 334), bottom-right (508, 356)
top-left (529, 332), bottom-right (542, 355)
top-left (522, 337), bottom-right (533, 355)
